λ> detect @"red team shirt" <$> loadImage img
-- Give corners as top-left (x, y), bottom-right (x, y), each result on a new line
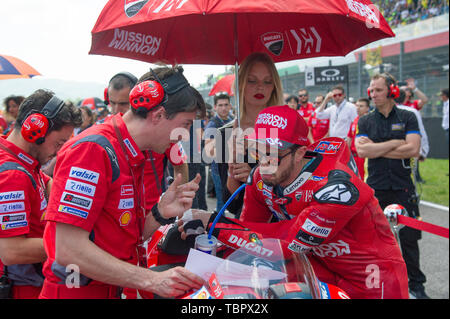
top-left (307, 111), bottom-right (330, 141)
top-left (208, 137), bottom-right (408, 299)
top-left (0, 136), bottom-right (50, 296)
top-left (403, 99), bottom-right (421, 111)
top-left (297, 103), bottom-right (315, 120)
top-left (42, 114), bottom-right (147, 294)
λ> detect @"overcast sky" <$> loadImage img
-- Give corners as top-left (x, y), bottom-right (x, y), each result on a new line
top-left (0, 0), bottom-right (227, 87)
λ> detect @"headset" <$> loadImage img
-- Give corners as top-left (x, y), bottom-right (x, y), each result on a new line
top-left (104, 71), bottom-right (138, 106)
top-left (21, 96), bottom-right (66, 145)
top-left (367, 73), bottom-right (400, 100)
top-left (129, 67), bottom-right (190, 117)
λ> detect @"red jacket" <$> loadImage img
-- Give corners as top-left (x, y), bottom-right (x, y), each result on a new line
top-left (208, 137), bottom-right (409, 299)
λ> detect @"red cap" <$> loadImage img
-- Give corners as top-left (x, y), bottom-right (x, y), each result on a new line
top-left (245, 105), bottom-right (309, 150)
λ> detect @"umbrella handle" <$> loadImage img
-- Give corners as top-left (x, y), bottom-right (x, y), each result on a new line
top-left (234, 61), bottom-right (240, 128)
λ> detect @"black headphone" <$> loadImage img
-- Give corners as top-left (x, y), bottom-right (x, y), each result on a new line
top-left (21, 96), bottom-right (65, 145)
top-left (104, 72), bottom-right (138, 105)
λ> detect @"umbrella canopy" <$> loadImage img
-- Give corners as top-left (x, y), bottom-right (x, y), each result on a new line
top-left (0, 54), bottom-right (41, 80)
top-left (79, 97), bottom-right (105, 110)
top-left (209, 74), bottom-right (235, 96)
top-left (90, 0), bottom-right (395, 65)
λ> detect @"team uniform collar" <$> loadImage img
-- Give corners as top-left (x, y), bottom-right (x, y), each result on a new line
top-left (0, 135), bottom-right (40, 170)
top-left (111, 113), bottom-right (145, 166)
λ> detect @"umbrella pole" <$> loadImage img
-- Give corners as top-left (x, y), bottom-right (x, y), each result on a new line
top-left (234, 61), bottom-right (240, 128)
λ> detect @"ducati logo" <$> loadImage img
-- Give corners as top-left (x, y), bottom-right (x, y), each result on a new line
top-left (261, 32), bottom-right (284, 56)
top-left (124, 0), bottom-right (149, 18)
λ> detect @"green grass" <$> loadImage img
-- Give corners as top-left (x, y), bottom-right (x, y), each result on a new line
top-left (418, 158), bottom-right (449, 207)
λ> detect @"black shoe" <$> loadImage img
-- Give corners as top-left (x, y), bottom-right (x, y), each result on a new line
top-left (409, 287), bottom-right (431, 299)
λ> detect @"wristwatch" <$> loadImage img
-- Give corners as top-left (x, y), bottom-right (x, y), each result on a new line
top-left (151, 204), bottom-right (176, 225)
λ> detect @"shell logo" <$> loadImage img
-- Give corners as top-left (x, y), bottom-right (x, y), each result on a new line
top-left (256, 180), bottom-right (264, 191)
top-left (119, 211), bottom-right (132, 226)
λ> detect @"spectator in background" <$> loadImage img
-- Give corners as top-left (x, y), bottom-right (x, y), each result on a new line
top-left (204, 93), bottom-right (234, 212)
top-left (440, 88), bottom-right (449, 156)
top-left (2, 95), bottom-right (25, 135)
top-left (285, 95), bottom-right (299, 110)
top-left (307, 95), bottom-right (329, 144)
top-left (74, 106), bottom-right (95, 136)
top-left (347, 98), bottom-right (371, 180)
top-left (316, 85), bottom-right (357, 139)
top-left (399, 78), bottom-right (429, 111)
top-left (106, 72), bottom-right (138, 115)
top-left (296, 89), bottom-right (315, 123)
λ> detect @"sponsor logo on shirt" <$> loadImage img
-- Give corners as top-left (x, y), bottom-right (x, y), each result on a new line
top-left (18, 153), bottom-right (34, 165)
top-left (120, 185), bottom-right (134, 196)
top-left (58, 205), bottom-right (89, 219)
top-left (283, 172), bottom-right (312, 195)
top-left (295, 230), bottom-right (325, 246)
top-left (69, 167), bottom-right (100, 184)
top-left (288, 240), bottom-right (312, 254)
top-left (123, 138), bottom-right (138, 157)
top-left (119, 211), bottom-right (132, 226)
top-left (60, 192), bottom-right (93, 209)
top-left (1, 212), bottom-right (26, 223)
top-left (65, 179), bottom-right (97, 197)
top-left (301, 218), bottom-right (332, 238)
top-left (314, 183), bottom-right (353, 204)
top-left (0, 191), bottom-right (25, 202)
top-left (118, 198), bottom-right (134, 210)
top-left (312, 240), bottom-right (351, 258)
top-left (0, 201), bottom-right (25, 213)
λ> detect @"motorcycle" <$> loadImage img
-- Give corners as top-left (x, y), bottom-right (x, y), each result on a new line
top-left (142, 225), bottom-right (350, 300)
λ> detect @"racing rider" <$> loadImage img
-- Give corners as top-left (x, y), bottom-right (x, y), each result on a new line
top-left (180, 105), bottom-right (409, 299)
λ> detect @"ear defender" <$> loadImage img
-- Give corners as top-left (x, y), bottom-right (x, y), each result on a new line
top-left (388, 83), bottom-right (400, 99)
top-left (129, 80), bottom-right (165, 117)
top-left (20, 96), bottom-right (65, 145)
top-left (104, 87), bottom-right (110, 106)
top-left (21, 113), bottom-right (50, 145)
top-left (367, 87), bottom-right (372, 100)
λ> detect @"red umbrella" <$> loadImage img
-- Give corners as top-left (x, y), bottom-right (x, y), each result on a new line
top-left (90, 0), bottom-right (394, 124)
top-left (90, 0), bottom-right (394, 65)
top-left (209, 74), bottom-right (235, 96)
top-left (0, 54), bottom-right (41, 80)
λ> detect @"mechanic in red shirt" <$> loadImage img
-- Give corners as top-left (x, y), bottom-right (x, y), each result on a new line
top-left (40, 66), bottom-right (205, 299)
top-left (347, 98), bottom-right (371, 181)
top-left (0, 90), bottom-right (82, 299)
top-left (180, 105), bottom-right (409, 299)
top-left (297, 89), bottom-right (315, 123)
top-left (307, 95), bottom-right (330, 144)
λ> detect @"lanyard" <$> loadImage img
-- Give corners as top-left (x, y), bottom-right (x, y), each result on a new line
top-left (112, 117), bottom-right (147, 267)
top-left (146, 150), bottom-right (162, 193)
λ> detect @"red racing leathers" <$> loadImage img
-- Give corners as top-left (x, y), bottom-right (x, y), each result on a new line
top-left (207, 137), bottom-right (409, 299)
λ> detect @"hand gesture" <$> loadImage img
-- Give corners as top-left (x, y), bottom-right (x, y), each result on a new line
top-left (158, 173), bottom-right (201, 219)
